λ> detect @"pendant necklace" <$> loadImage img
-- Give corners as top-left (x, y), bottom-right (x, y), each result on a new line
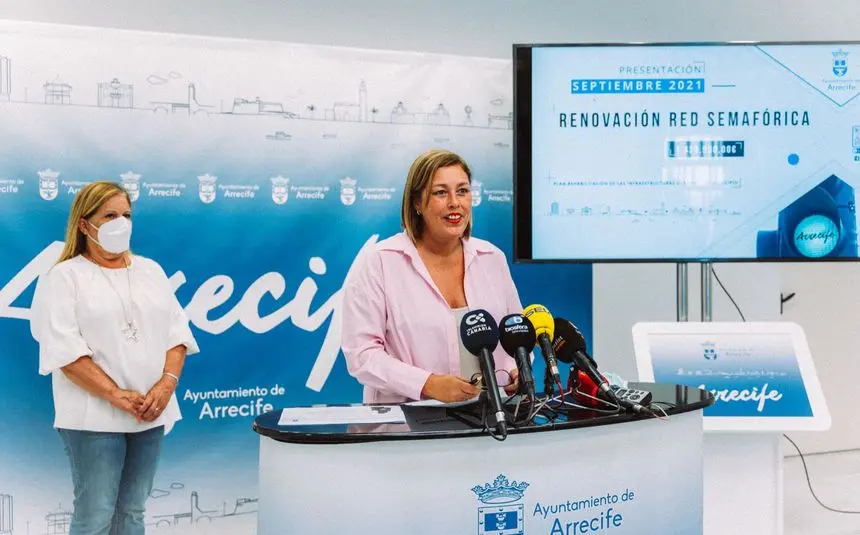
top-left (98, 255), bottom-right (139, 343)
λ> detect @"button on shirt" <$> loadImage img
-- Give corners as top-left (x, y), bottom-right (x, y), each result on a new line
top-left (341, 232), bottom-right (523, 404)
top-left (30, 255), bottom-right (200, 433)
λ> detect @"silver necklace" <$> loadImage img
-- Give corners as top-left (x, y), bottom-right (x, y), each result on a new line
top-left (97, 255), bottom-right (139, 343)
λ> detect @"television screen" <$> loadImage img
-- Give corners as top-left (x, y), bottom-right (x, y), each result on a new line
top-left (514, 42), bottom-right (860, 262)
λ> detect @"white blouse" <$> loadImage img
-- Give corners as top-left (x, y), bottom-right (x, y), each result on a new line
top-left (30, 254), bottom-right (200, 433)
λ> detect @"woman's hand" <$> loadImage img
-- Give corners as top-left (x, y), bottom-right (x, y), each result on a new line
top-left (504, 368), bottom-right (520, 396)
top-left (109, 388), bottom-right (145, 421)
top-left (138, 376), bottom-right (176, 422)
top-left (421, 374), bottom-right (481, 403)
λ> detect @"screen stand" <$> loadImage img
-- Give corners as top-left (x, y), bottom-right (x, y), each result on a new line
top-left (701, 261), bottom-right (713, 322)
top-left (676, 263), bottom-right (689, 321)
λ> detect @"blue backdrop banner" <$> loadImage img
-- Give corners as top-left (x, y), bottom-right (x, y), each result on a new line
top-left (0, 21), bottom-right (592, 534)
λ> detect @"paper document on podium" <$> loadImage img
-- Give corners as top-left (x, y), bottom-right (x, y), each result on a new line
top-left (277, 405), bottom-right (406, 426)
top-left (405, 388), bottom-right (511, 408)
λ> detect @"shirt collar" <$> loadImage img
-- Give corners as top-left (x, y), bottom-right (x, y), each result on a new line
top-left (381, 232), bottom-right (493, 266)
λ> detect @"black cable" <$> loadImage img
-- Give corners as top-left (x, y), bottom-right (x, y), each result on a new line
top-left (711, 268), bottom-right (860, 515)
top-left (782, 434), bottom-right (860, 514)
top-left (710, 265), bottom-right (746, 321)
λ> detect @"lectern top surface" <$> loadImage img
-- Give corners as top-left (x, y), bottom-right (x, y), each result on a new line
top-left (252, 382), bottom-right (712, 444)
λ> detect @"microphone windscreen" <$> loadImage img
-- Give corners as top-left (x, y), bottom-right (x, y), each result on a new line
top-left (523, 304), bottom-right (554, 339)
top-left (459, 309), bottom-right (499, 355)
top-left (499, 314), bottom-right (537, 355)
top-left (553, 317), bottom-right (587, 359)
top-left (570, 369), bottom-right (603, 408)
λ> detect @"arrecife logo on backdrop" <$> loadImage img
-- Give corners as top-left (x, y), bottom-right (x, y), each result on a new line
top-left (340, 177), bottom-right (357, 205)
top-left (472, 474), bottom-right (529, 535)
top-left (120, 171), bottom-right (141, 202)
top-left (269, 174), bottom-right (329, 204)
top-left (196, 174), bottom-right (259, 202)
top-left (37, 169), bottom-right (60, 201)
top-left (338, 176), bottom-right (396, 205)
top-left (467, 181), bottom-right (512, 205)
top-left (0, 178), bottom-right (22, 195)
top-left (472, 180), bottom-right (483, 207)
top-left (270, 175), bottom-right (290, 205)
top-left (198, 173), bottom-right (218, 203)
top-left (122, 169), bottom-right (185, 200)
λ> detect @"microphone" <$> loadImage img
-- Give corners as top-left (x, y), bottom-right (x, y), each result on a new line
top-left (499, 314), bottom-right (537, 399)
top-left (552, 317), bottom-right (620, 404)
top-left (567, 368), bottom-right (605, 409)
top-left (459, 309), bottom-right (507, 434)
top-left (522, 304), bottom-right (562, 392)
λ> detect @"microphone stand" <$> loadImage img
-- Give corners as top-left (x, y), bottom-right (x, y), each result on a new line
top-left (543, 367), bottom-right (554, 398)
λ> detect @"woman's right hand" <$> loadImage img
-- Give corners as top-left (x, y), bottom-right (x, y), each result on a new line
top-left (421, 374), bottom-right (481, 403)
top-left (109, 388), bottom-right (145, 420)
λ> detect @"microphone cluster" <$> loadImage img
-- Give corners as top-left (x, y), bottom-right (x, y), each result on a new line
top-left (458, 304), bottom-right (657, 440)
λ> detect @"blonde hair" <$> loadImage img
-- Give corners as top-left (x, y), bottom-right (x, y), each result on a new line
top-left (401, 149), bottom-right (472, 242)
top-left (57, 181), bottom-right (131, 264)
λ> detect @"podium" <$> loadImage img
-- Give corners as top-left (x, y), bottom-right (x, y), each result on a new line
top-left (253, 383), bottom-right (713, 535)
top-left (632, 322), bottom-right (831, 535)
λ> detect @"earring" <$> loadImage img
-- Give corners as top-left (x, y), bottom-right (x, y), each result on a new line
top-left (416, 209), bottom-right (421, 215)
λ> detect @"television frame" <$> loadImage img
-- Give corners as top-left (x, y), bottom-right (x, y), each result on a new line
top-left (512, 40), bottom-right (860, 264)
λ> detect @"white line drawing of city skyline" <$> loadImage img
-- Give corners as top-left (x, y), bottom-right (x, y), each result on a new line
top-left (0, 494), bottom-right (11, 535)
top-left (43, 77), bottom-right (71, 105)
top-left (0, 481), bottom-right (259, 535)
top-left (0, 52), bottom-right (513, 130)
top-left (97, 78), bottom-right (133, 108)
top-left (148, 486), bottom-right (258, 530)
top-left (38, 503), bottom-right (72, 535)
top-left (151, 83), bottom-right (212, 115)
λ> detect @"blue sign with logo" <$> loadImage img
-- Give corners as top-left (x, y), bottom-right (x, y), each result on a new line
top-left (0, 22), bottom-right (592, 535)
top-left (644, 332), bottom-right (813, 418)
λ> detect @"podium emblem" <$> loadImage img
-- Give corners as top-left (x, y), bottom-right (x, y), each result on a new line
top-left (472, 474), bottom-right (528, 535)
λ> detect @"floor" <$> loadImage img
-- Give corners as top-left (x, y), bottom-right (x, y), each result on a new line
top-left (785, 449), bottom-right (860, 535)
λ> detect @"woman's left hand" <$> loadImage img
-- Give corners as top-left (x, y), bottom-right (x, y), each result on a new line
top-left (504, 368), bottom-right (520, 396)
top-left (139, 376), bottom-right (176, 422)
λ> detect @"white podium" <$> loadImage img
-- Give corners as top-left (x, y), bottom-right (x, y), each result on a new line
top-left (633, 321), bottom-right (831, 535)
top-left (253, 388), bottom-right (711, 535)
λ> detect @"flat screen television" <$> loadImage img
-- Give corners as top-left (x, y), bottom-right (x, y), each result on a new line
top-left (513, 41), bottom-right (860, 263)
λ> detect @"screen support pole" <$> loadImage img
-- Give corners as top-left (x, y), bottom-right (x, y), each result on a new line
top-left (676, 263), bottom-right (688, 322)
top-left (701, 261), bottom-right (713, 322)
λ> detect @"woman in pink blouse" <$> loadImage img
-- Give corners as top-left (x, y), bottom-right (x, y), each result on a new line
top-left (341, 149), bottom-right (523, 404)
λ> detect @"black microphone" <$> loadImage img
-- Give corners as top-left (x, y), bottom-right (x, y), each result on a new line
top-left (499, 314), bottom-right (537, 399)
top-left (459, 309), bottom-right (507, 434)
top-left (552, 317), bottom-right (620, 404)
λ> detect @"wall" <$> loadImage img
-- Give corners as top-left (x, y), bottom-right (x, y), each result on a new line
top-left (0, 0), bottom-right (857, 454)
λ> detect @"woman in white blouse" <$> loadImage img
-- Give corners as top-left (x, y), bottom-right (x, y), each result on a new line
top-left (30, 181), bottom-right (199, 535)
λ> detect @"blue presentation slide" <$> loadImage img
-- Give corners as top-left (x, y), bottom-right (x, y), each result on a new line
top-left (530, 43), bottom-right (860, 261)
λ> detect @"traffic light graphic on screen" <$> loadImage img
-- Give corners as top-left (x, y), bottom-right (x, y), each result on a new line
top-left (757, 174), bottom-right (858, 259)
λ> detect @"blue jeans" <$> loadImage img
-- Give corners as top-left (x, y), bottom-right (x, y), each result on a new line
top-left (58, 426), bottom-right (164, 535)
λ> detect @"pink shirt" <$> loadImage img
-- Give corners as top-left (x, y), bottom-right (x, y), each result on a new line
top-left (341, 232), bottom-right (523, 403)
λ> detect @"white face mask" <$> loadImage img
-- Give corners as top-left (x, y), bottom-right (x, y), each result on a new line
top-left (87, 217), bottom-right (132, 254)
